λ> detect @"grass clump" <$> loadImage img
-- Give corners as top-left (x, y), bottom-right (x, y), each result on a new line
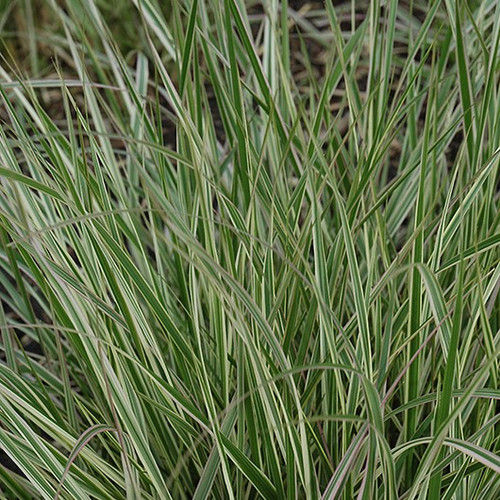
top-left (0, 0), bottom-right (499, 498)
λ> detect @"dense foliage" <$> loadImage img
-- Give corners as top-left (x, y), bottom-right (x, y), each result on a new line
top-left (0, 1), bottom-right (499, 498)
